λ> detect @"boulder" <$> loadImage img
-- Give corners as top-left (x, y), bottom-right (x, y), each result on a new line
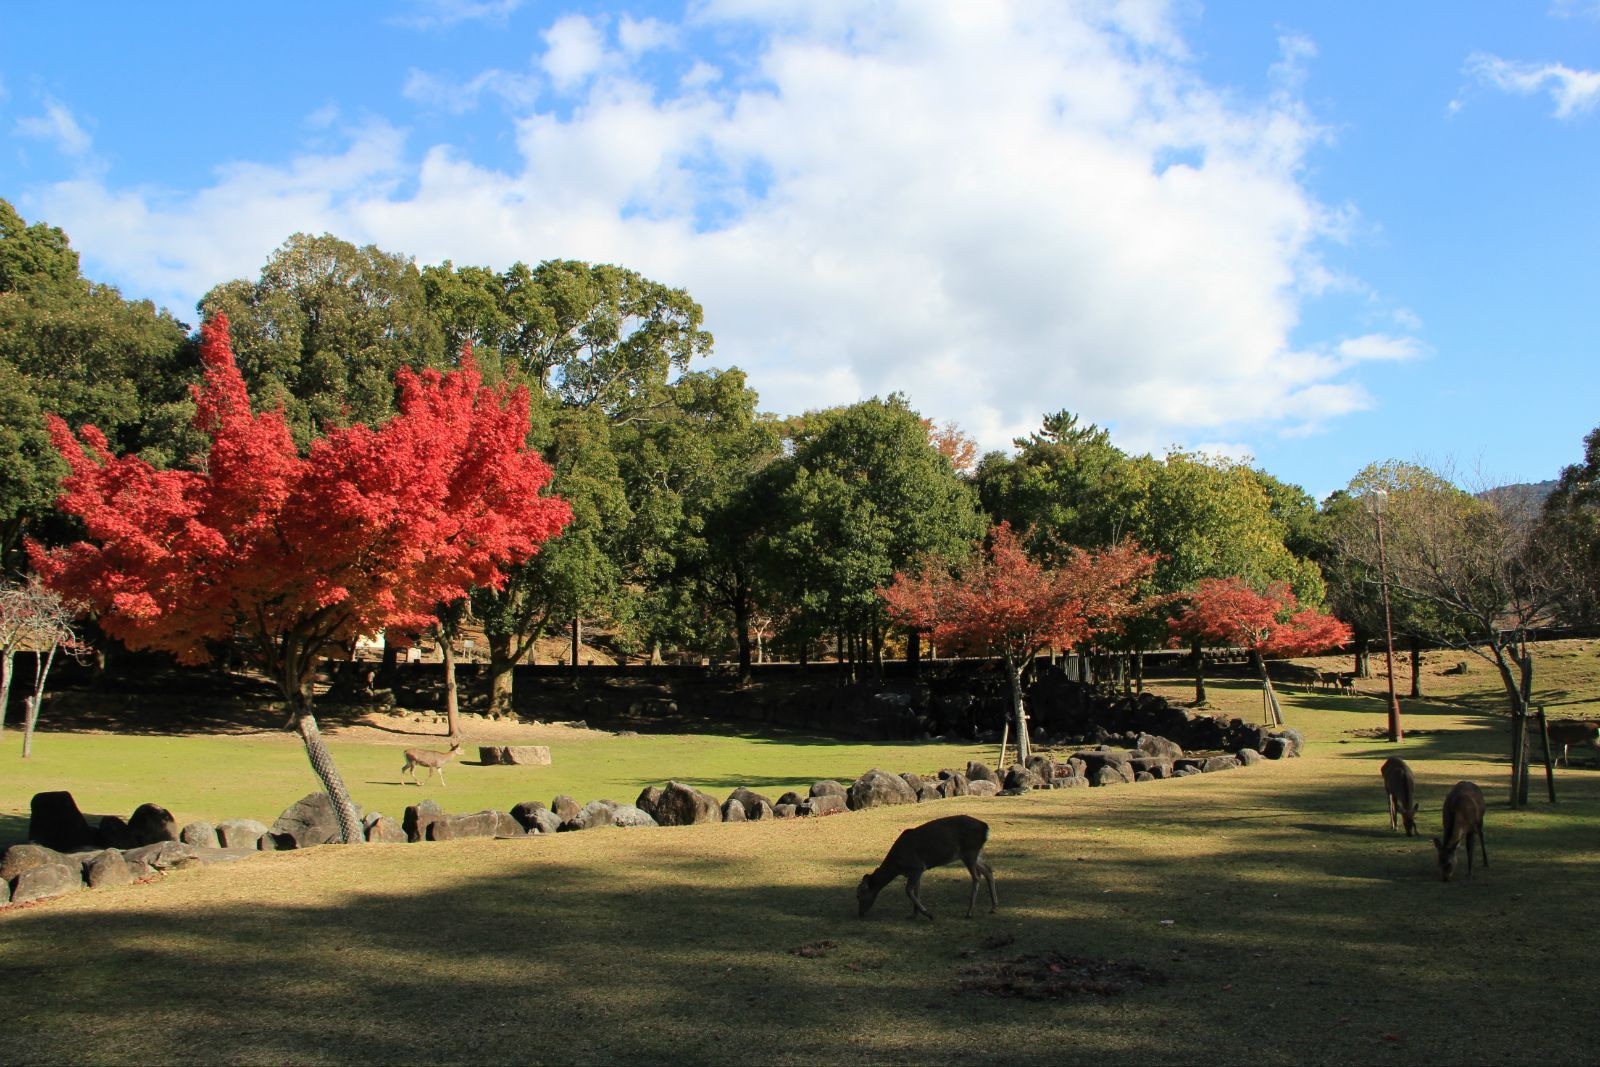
top-left (510, 801), bottom-right (552, 832)
top-left (428, 810), bottom-right (523, 840)
top-left (365, 816), bottom-right (408, 844)
top-left (29, 791), bottom-right (95, 852)
top-left (0, 877), bottom-right (8, 904)
top-left (403, 799), bottom-right (446, 843)
top-left (1265, 728), bottom-right (1305, 758)
top-left (1066, 757), bottom-right (1088, 779)
top-left (1091, 765), bottom-right (1130, 787)
top-left (1200, 755), bottom-right (1241, 773)
top-left (501, 746), bottom-right (551, 766)
top-left (727, 787), bottom-right (774, 819)
top-left (85, 851), bottom-right (134, 889)
top-left (1171, 766), bottom-right (1200, 778)
top-left (123, 859), bottom-right (156, 880)
top-left (966, 780), bottom-right (1000, 797)
top-left (808, 780), bottom-right (847, 799)
top-left (653, 781), bottom-right (723, 826)
top-left (128, 803), bottom-right (179, 846)
top-left (478, 746), bottom-right (505, 765)
top-left (94, 815), bottom-right (139, 850)
top-left (899, 772), bottom-right (925, 795)
top-left (1237, 748), bottom-right (1263, 766)
top-left (915, 781), bottom-right (943, 803)
top-left (775, 791), bottom-right (806, 808)
top-left (773, 803), bottom-right (800, 819)
top-left (847, 769), bottom-right (918, 810)
top-left (1026, 756), bottom-right (1056, 783)
top-left (800, 794), bottom-right (848, 816)
top-left (2, 842), bottom-right (73, 881)
top-left (1261, 737), bottom-right (1294, 760)
top-left (936, 771), bottom-right (969, 798)
top-left (215, 819), bottom-right (269, 850)
top-left (1134, 771), bottom-right (1155, 783)
top-left (1137, 734), bottom-right (1185, 761)
top-left (271, 793), bottom-right (360, 848)
top-left (965, 761), bottom-right (1000, 785)
top-left (607, 804), bottom-right (659, 829)
top-left (10, 862), bottom-right (82, 904)
top-left (721, 798), bottom-right (748, 822)
top-left (258, 833), bottom-right (295, 851)
top-left (1056, 776), bottom-right (1089, 789)
top-left (1129, 756), bottom-right (1172, 780)
top-left (634, 787), bottom-right (665, 819)
top-left (560, 801), bottom-right (618, 831)
top-left (121, 841), bottom-right (201, 870)
top-left (180, 822), bottom-right (220, 849)
top-left (1003, 764), bottom-right (1046, 791)
top-left (746, 799), bottom-right (776, 820)
top-left (550, 795), bottom-right (582, 823)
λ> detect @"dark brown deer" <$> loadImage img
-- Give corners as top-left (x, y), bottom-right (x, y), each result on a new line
top-left (1380, 757), bottom-right (1419, 836)
top-left (857, 814), bottom-right (997, 920)
top-left (1546, 720), bottom-right (1600, 766)
top-left (402, 742), bottom-right (463, 786)
top-left (1432, 780), bottom-right (1487, 882)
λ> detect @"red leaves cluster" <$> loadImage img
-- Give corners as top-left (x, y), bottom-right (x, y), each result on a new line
top-left (31, 315), bottom-right (572, 669)
top-left (881, 523), bottom-right (1158, 664)
top-left (1167, 577), bottom-right (1351, 657)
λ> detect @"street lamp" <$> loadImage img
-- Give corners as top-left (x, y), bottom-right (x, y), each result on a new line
top-left (1367, 489), bottom-right (1404, 743)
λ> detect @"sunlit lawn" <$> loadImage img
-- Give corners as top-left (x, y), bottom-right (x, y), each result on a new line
top-left (2, 643), bottom-right (1599, 1064)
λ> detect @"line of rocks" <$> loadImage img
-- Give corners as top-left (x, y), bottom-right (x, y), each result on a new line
top-left (4, 727), bottom-right (1302, 907)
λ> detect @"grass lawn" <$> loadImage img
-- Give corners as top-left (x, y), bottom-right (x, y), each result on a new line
top-left (2, 644), bottom-right (1599, 1064)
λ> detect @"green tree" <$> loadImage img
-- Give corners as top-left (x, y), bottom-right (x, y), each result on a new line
top-left (199, 232), bottom-right (444, 444)
top-left (1540, 425), bottom-right (1600, 626)
top-left (0, 199), bottom-right (193, 569)
top-left (974, 411), bottom-right (1137, 554)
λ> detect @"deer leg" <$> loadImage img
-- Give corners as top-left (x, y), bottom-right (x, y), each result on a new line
top-left (979, 858), bottom-right (998, 913)
top-left (1478, 826), bottom-right (1489, 870)
top-left (1388, 794), bottom-right (1397, 831)
top-left (904, 869), bottom-right (934, 921)
top-left (438, 766), bottom-right (447, 787)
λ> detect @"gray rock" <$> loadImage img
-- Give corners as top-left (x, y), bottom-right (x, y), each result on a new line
top-left (180, 821), bottom-right (220, 849)
top-left (510, 801), bottom-right (552, 832)
top-left (1237, 748), bottom-right (1263, 766)
top-left (403, 799), bottom-right (446, 843)
top-left (747, 799), bottom-right (776, 820)
top-left (653, 781), bottom-right (723, 826)
top-left (721, 798), bottom-right (748, 822)
top-left (121, 841), bottom-right (200, 870)
top-left (634, 786), bottom-right (664, 819)
top-left (215, 819), bottom-right (269, 850)
top-left (29, 791), bottom-right (95, 852)
top-left (1261, 737), bottom-right (1294, 760)
top-left (966, 780), bottom-right (1000, 797)
top-left (124, 859), bottom-right (156, 880)
top-left (365, 816), bottom-right (408, 844)
top-left (271, 793), bottom-right (358, 848)
top-left (0, 876), bottom-right (8, 904)
top-left (847, 768), bottom-right (918, 810)
top-left (936, 771), bottom-right (969, 798)
top-left (727, 787), bottom-right (774, 819)
top-left (550, 795), bottom-right (582, 823)
top-left (128, 803), bottom-right (179, 846)
top-left (773, 803), bottom-right (799, 818)
top-left (1265, 728), bottom-right (1304, 758)
top-left (899, 772), bottom-right (925, 795)
top-left (1134, 771), bottom-right (1155, 783)
top-left (1091, 765), bottom-right (1130, 787)
top-left (800, 794), bottom-right (848, 816)
top-left (1129, 756), bottom-right (1172, 779)
top-left (965, 761), bottom-right (1000, 785)
top-left (1, 842), bottom-right (71, 882)
top-left (478, 746), bottom-right (505, 766)
top-left (808, 780), bottom-right (847, 799)
top-left (1136, 734), bottom-right (1185, 761)
top-left (10, 862), bottom-right (82, 903)
top-left (85, 851), bottom-right (134, 889)
top-left (501, 745), bottom-right (551, 766)
top-left (915, 781), bottom-right (942, 802)
top-left (1056, 776), bottom-right (1089, 789)
top-left (1003, 764), bottom-right (1046, 791)
top-left (776, 791), bottom-right (806, 808)
top-left (607, 804), bottom-right (658, 828)
top-left (1200, 755), bottom-right (1241, 773)
top-left (427, 811), bottom-right (522, 840)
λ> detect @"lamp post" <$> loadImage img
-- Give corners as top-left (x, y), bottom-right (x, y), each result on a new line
top-left (1368, 489), bottom-right (1404, 743)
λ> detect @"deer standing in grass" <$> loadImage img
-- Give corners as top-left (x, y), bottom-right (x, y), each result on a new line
top-left (1432, 780), bottom-right (1487, 882)
top-left (857, 815), bottom-right (997, 920)
top-left (1546, 720), bottom-right (1600, 766)
top-left (402, 742), bottom-right (462, 786)
top-left (1380, 757), bottom-right (1419, 836)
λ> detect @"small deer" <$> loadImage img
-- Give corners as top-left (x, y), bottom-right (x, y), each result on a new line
top-left (1546, 720), bottom-right (1600, 766)
top-left (1380, 757), bottom-right (1419, 836)
top-left (857, 814), bottom-right (997, 921)
top-left (1432, 780), bottom-right (1487, 882)
top-left (402, 742), bottom-right (463, 786)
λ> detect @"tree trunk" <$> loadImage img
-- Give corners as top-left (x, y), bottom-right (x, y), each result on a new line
top-left (1409, 637), bottom-right (1422, 700)
top-left (295, 712), bottom-right (365, 844)
top-left (908, 628), bottom-right (921, 677)
top-left (0, 650), bottom-right (13, 735)
top-left (380, 631), bottom-right (400, 683)
top-left (1251, 650), bottom-right (1283, 726)
top-left (1006, 655), bottom-right (1030, 766)
top-left (442, 636), bottom-right (460, 738)
top-left (488, 632), bottom-right (517, 717)
top-left (570, 617), bottom-right (581, 682)
top-left (733, 594), bottom-right (753, 685)
top-left (1192, 638), bottom-right (1207, 706)
top-left (1134, 650), bottom-right (1144, 695)
top-left (1354, 635), bottom-right (1371, 679)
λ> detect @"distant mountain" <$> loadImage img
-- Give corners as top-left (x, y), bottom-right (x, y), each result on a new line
top-left (1479, 480), bottom-right (1558, 512)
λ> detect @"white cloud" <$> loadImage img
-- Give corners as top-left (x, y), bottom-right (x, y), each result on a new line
top-left (390, 0), bottom-right (524, 31)
top-left (14, 97), bottom-right (93, 157)
top-left (23, 0), bottom-right (1393, 461)
top-left (1462, 52), bottom-right (1600, 118)
top-left (1336, 333), bottom-right (1426, 362)
top-left (618, 15), bottom-right (678, 56)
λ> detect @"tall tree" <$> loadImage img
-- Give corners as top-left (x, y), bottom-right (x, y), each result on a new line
top-left (33, 316), bottom-right (570, 839)
top-left (882, 523), bottom-right (1157, 764)
top-left (1167, 577), bottom-right (1351, 726)
top-left (1, 199), bottom-right (194, 569)
top-left (1539, 424), bottom-right (1600, 626)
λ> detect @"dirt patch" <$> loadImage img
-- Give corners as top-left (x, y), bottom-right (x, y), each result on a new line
top-left (321, 710), bottom-right (612, 746)
top-left (957, 951), bottom-right (1166, 1000)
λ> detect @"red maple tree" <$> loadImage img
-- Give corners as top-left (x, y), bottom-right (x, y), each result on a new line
top-left (881, 523), bottom-right (1158, 764)
top-left (1167, 577), bottom-right (1351, 724)
top-left (32, 315), bottom-right (571, 839)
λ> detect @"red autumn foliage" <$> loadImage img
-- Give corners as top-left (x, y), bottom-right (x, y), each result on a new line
top-left (1168, 577), bottom-right (1351, 658)
top-left (31, 314), bottom-right (572, 712)
top-left (923, 418), bottom-right (980, 476)
top-left (882, 523), bottom-right (1158, 670)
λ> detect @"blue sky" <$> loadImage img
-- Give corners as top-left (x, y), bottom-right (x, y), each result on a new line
top-left (3, 1), bottom-right (1596, 501)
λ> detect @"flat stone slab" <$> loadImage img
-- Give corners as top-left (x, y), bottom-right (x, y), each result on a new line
top-left (502, 746), bottom-right (551, 766)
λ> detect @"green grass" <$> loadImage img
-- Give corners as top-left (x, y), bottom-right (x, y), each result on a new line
top-left (3, 648), bottom-right (1599, 1064)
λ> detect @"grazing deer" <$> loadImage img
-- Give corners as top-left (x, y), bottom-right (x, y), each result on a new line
top-left (857, 814), bottom-right (997, 921)
top-left (1546, 720), bottom-right (1600, 766)
top-left (1432, 780), bottom-right (1487, 882)
top-left (1380, 757), bottom-right (1419, 836)
top-left (402, 742), bottom-right (463, 786)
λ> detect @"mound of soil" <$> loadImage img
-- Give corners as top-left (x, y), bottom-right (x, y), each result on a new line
top-left (958, 951), bottom-right (1166, 1000)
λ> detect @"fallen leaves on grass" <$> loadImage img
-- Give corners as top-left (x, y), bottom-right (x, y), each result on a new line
top-left (958, 951), bottom-right (1166, 1001)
